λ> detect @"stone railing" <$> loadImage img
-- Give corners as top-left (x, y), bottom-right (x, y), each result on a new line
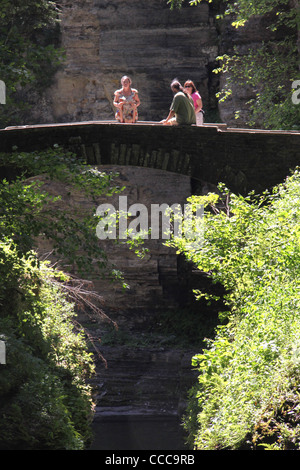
top-left (1, 121), bottom-right (300, 194)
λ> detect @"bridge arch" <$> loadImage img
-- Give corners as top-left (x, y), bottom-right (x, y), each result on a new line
top-left (1, 121), bottom-right (299, 328)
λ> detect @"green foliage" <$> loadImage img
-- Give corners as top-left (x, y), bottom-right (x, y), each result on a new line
top-left (167, 0), bottom-right (300, 129)
top-left (0, 146), bottom-right (124, 278)
top-left (216, 0), bottom-right (300, 129)
top-left (167, 0), bottom-right (185, 8)
top-left (0, 241), bottom-right (95, 449)
top-left (169, 0), bottom-right (294, 23)
top-left (215, 39), bottom-right (300, 129)
top-left (0, 146), bottom-right (125, 449)
top-left (0, 0), bottom-right (63, 127)
top-left (169, 170), bottom-right (300, 449)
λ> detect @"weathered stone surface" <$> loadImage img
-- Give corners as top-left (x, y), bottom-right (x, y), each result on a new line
top-left (30, 0), bottom-right (219, 124)
top-left (31, 165), bottom-right (192, 326)
top-left (30, 164), bottom-right (197, 418)
top-left (2, 122), bottom-right (300, 196)
top-left (216, 10), bottom-right (292, 126)
top-left (14, 0), bottom-right (291, 129)
top-left (92, 345), bottom-right (198, 418)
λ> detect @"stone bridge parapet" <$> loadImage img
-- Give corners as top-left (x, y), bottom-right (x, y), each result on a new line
top-left (1, 121), bottom-right (299, 194)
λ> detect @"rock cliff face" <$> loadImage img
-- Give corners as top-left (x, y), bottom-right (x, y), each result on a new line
top-left (27, 1), bottom-right (285, 128)
top-left (35, 0), bottom-right (220, 123)
top-left (35, 165), bottom-right (193, 325)
top-left (34, 165), bottom-right (202, 422)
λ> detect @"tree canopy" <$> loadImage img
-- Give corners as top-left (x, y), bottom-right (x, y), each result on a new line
top-left (0, 0), bottom-right (62, 127)
top-left (168, 170), bottom-right (300, 449)
top-left (0, 146), bottom-right (124, 449)
top-left (168, 0), bottom-right (300, 129)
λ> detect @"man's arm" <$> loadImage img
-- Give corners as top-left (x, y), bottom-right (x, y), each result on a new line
top-left (161, 109), bottom-right (175, 125)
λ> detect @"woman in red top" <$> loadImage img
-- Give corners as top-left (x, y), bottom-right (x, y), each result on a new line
top-left (184, 80), bottom-right (204, 126)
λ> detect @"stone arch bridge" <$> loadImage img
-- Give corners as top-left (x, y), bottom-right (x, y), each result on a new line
top-left (2, 121), bottom-right (300, 376)
top-left (1, 121), bottom-right (300, 195)
top-left (1, 120), bottom-right (300, 321)
top-left (2, 121), bottom-right (300, 420)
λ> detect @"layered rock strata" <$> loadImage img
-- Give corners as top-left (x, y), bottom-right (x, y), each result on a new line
top-left (34, 0), bottom-right (219, 123)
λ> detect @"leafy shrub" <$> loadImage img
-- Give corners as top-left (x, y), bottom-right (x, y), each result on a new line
top-left (170, 169), bottom-right (300, 449)
top-left (0, 147), bottom-right (123, 449)
top-left (0, 241), bottom-right (95, 449)
top-left (0, 146), bottom-right (124, 277)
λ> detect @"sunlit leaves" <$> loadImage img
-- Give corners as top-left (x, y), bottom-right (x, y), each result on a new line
top-left (167, 0), bottom-right (300, 129)
top-left (172, 170), bottom-right (300, 449)
top-left (0, 147), bottom-right (123, 277)
top-left (0, 241), bottom-right (95, 449)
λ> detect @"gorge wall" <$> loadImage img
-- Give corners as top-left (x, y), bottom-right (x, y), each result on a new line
top-left (35, 163), bottom-right (201, 327)
top-left (34, 164), bottom-right (204, 422)
top-left (12, 1), bottom-right (298, 431)
top-left (28, 0), bottom-right (221, 125)
top-left (26, 0), bottom-right (284, 129)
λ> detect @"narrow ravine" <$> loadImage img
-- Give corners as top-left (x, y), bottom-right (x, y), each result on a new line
top-left (88, 342), bottom-right (198, 450)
